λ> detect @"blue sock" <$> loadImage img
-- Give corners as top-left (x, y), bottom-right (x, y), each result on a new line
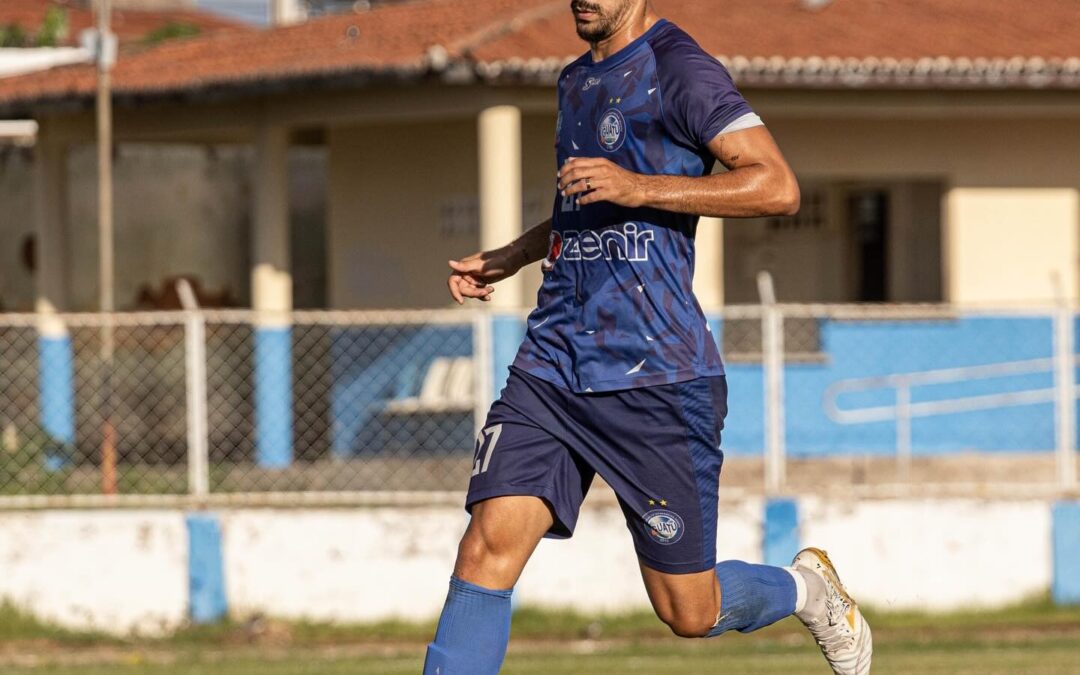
top-left (423, 577), bottom-right (513, 675)
top-left (707, 560), bottom-right (797, 636)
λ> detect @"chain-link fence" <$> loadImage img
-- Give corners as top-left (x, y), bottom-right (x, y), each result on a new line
top-left (0, 300), bottom-right (1076, 507)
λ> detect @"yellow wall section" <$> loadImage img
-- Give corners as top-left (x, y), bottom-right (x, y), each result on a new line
top-left (946, 188), bottom-right (1080, 304)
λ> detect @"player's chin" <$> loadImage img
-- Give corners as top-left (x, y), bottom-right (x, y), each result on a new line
top-left (574, 22), bottom-right (607, 41)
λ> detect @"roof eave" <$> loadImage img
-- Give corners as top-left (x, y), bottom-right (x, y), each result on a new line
top-left (4, 52), bottom-right (1079, 120)
top-left (0, 62), bottom-right (434, 119)
top-left (477, 54), bottom-right (1080, 90)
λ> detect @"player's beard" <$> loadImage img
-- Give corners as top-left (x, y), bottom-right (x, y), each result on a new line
top-left (572, 0), bottom-right (634, 42)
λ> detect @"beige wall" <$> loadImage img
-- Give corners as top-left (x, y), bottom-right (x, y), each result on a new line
top-left (946, 188), bottom-right (1079, 304)
top-left (327, 113), bottom-right (557, 310)
top-left (723, 117), bottom-right (1080, 305)
top-left (327, 113), bottom-right (1080, 309)
top-left (327, 120), bottom-right (479, 310)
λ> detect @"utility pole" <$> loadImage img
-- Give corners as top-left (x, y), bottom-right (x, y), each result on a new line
top-left (96, 0), bottom-right (117, 496)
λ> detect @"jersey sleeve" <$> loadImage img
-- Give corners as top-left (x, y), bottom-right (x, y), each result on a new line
top-left (656, 47), bottom-right (754, 150)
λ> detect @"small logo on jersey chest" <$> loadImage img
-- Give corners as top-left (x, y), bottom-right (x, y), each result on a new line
top-left (598, 108), bottom-right (626, 152)
top-left (582, 76), bottom-right (602, 91)
top-left (644, 509), bottom-right (684, 545)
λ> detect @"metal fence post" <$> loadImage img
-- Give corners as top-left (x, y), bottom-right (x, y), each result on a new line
top-left (758, 272), bottom-right (786, 495)
top-left (1054, 302), bottom-right (1077, 490)
top-left (178, 281), bottom-right (210, 498)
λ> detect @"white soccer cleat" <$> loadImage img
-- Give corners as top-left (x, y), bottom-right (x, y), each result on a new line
top-left (791, 547), bottom-right (873, 675)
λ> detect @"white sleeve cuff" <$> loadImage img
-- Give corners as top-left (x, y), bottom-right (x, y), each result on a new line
top-left (718, 112), bottom-right (764, 135)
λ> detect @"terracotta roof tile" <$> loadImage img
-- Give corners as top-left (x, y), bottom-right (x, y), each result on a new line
top-left (0, 0), bottom-right (248, 47)
top-left (474, 0), bottom-right (1080, 62)
top-left (1, 0), bottom-right (1077, 116)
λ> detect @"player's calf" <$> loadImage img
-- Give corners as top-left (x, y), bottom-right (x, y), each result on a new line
top-left (453, 495), bottom-right (554, 588)
top-left (657, 606), bottom-right (721, 638)
top-left (423, 496), bottom-right (553, 675)
top-left (641, 565), bottom-right (722, 638)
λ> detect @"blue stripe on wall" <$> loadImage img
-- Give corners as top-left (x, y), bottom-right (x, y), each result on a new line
top-left (1052, 501), bottom-right (1080, 605)
top-left (38, 334), bottom-right (75, 471)
top-left (763, 498), bottom-right (800, 567)
top-left (186, 513), bottom-right (228, 624)
top-left (254, 326), bottom-right (293, 468)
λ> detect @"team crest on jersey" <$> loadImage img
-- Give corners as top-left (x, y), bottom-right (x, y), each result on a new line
top-left (598, 108), bottom-right (626, 152)
top-left (582, 76), bottom-right (602, 91)
top-left (644, 509), bottom-right (684, 545)
top-left (541, 231), bottom-right (563, 272)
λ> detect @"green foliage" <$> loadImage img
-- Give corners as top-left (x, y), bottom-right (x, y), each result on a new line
top-left (141, 22), bottom-right (201, 46)
top-left (0, 8), bottom-right (68, 48)
top-left (35, 7), bottom-right (69, 48)
top-left (0, 602), bottom-right (115, 646)
top-left (0, 426), bottom-right (71, 497)
top-left (0, 23), bottom-right (29, 48)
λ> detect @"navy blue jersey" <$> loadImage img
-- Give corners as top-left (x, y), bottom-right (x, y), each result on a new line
top-left (512, 19), bottom-right (754, 393)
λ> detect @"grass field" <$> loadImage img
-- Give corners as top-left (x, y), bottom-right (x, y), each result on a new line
top-left (2, 600), bottom-right (1079, 674)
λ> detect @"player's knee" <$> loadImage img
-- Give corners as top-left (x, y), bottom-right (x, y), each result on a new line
top-left (454, 529), bottom-right (517, 584)
top-left (656, 607), bottom-right (715, 639)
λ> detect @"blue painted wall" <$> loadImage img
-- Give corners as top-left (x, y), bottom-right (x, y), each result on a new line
top-left (329, 325), bottom-right (473, 457)
top-left (492, 314), bottom-right (526, 400)
top-left (715, 314), bottom-right (1059, 457)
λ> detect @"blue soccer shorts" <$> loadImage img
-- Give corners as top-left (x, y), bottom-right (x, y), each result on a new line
top-left (465, 366), bottom-right (727, 574)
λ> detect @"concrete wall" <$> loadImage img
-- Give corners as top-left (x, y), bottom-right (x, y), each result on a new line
top-left (0, 143), bottom-right (326, 312)
top-left (0, 497), bottom-right (1067, 634)
top-left (326, 114), bottom-right (555, 310)
top-left (801, 498), bottom-right (1052, 611)
top-left (0, 510), bottom-right (187, 635)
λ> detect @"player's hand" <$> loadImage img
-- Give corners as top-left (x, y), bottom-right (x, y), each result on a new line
top-left (557, 157), bottom-right (647, 208)
top-left (447, 247), bottom-right (524, 305)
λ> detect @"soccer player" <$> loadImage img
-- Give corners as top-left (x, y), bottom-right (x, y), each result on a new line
top-left (425, 1), bottom-right (872, 673)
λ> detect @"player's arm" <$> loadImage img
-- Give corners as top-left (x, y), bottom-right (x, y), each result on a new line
top-left (556, 125), bottom-right (800, 218)
top-left (447, 219), bottom-right (552, 304)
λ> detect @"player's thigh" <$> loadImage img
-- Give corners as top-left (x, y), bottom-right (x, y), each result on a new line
top-left (454, 495), bottom-right (554, 589)
top-left (639, 561), bottom-right (721, 638)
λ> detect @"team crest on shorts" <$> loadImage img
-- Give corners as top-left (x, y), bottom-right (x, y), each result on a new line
top-left (598, 108), bottom-right (626, 152)
top-left (643, 509), bottom-right (684, 545)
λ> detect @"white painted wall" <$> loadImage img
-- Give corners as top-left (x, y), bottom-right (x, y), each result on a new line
top-left (220, 507), bottom-right (466, 622)
top-left (0, 510), bottom-right (187, 635)
top-left (801, 498), bottom-right (1053, 611)
top-left (0, 498), bottom-right (1057, 634)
